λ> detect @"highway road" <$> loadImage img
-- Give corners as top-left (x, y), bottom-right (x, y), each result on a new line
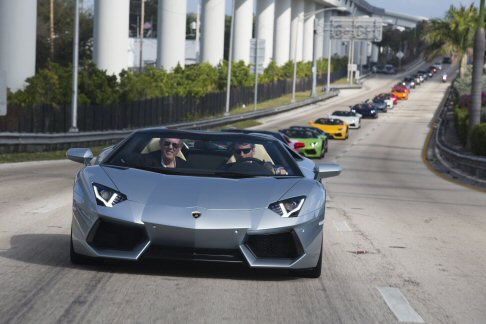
top-left (1, 67), bottom-right (485, 323)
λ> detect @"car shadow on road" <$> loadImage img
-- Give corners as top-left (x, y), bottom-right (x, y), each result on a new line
top-left (0, 233), bottom-right (300, 282)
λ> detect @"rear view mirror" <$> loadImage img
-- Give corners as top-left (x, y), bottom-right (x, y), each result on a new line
top-left (317, 163), bottom-right (342, 180)
top-left (67, 148), bottom-right (93, 165)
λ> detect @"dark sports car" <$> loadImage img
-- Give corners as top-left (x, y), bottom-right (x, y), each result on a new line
top-left (67, 129), bottom-right (341, 277)
top-left (350, 103), bottom-right (378, 118)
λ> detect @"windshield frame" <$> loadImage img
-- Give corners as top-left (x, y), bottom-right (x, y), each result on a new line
top-left (101, 129), bottom-right (304, 178)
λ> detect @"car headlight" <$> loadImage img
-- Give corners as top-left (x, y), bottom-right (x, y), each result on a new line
top-left (268, 196), bottom-right (306, 218)
top-left (338, 128), bottom-right (343, 131)
top-left (93, 183), bottom-right (127, 207)
top-left (371, 110), bottom-right (375, 113)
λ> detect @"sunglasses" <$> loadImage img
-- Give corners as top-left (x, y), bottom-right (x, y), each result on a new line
top-left (163, 141), bottom-right (180, 149)
top-left (235, 148), bottom-right (252, 155)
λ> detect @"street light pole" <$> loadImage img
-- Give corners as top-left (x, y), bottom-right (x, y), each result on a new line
top-left (310, 18), bottom-right (318, 97)
top-left (291, 12), bottom-right (302, 103)
top-left (69, 0), bottom-right (79, 132)
top-left (224, 0), bottom-right (235, 116)
top-left (326, 35), bottom-right (332, 92)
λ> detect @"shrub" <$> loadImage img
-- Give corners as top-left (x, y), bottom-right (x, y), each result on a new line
top-left (471, 123), bottom-right (486, 156)
top-left (454, 106), bottom-right (469, 145)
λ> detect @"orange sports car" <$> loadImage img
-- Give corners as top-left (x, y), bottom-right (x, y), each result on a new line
top-left (391, 87), bottom-right (409, 100)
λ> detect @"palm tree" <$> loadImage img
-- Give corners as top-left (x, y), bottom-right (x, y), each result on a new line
top-left (469, 0), bottom-right (485, 149)
top-left (422, 5), bottom-right (477, 78)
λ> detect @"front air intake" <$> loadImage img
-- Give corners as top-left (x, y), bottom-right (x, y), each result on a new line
top-left (87, 219), bottom-right (148, 251)
top-left (245, 231), bottom-right (304, 260)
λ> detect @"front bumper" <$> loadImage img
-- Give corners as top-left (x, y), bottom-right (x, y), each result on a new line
top-left (71, 201), bottom-right (324, 270)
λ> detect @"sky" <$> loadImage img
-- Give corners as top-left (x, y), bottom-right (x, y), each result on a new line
top-left (185, 0), bottom-right (482, 19)
top-left (84, 0), bottom-right (481, 20)
top-left (368, 0), bottom-right (480, 19)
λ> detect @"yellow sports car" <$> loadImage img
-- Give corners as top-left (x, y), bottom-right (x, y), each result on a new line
top-left (308, 118), bottom-right (349, 140)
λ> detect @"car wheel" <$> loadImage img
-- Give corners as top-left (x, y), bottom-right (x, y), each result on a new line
top-left (70, 233), bottom-right (97, 265)
top-left (292, 244), bottom-right (322, 278)
top-left (320, 143), bottom-right (325, 158)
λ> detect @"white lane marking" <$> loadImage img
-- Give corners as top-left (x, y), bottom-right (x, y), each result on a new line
top-left (377, 287), bottom-right (424, 323)
top-left (333, 220), bottom-right (352, 232)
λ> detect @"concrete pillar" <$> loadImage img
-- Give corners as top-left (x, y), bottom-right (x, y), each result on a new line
top-left (290, 0), bottom-right (304, 62)
top-left (360, 40), bottom-right (368, 65)
top-left (0, 0), bottom-right (37, 91)
top-left (157, 0), bottom-right (187, 71)
top-left (93, 0), bottom-right (129, 75)
top-left (315, 6), bottom-right (324, 59)
top-left (233, 0), bottom-right (253, 63)
top-left (256, 0), bottom-right (274, 67)
top-left (302, 1), bottom-right (315, 62)
top-left (371, 44), bottom-right (379, 63)
top-left (201, 0), bottom-right (225, 65)
top-left (273, 0), bottom-right (291, 65)
top-left (322, 11), bottom-right (331, 59)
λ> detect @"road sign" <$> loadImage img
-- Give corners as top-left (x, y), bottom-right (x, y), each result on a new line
top-left (0, 70), bottom-right (6, 116)
top-left (330, 17), bottom-right (383, 42)
top-left (250, 38), bottom-right (265, 75)
top-left (396, 51), bottom-right (405, 59)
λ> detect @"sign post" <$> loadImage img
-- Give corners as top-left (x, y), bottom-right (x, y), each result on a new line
top-left (330, 17), bottom-right (383, 84)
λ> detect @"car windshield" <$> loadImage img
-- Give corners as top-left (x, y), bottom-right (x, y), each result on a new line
top-left (317, 118), bottom-right (342, 125)
top-left (332, 111), bottom-right (350, 116)
top-left (281, 129), bottom-right (315, 139)
top-left (103, 130), bottom-right (301, 178)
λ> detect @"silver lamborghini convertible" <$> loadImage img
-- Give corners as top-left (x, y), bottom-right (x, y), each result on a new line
top-left (67, 129), bottom-right (341, 277)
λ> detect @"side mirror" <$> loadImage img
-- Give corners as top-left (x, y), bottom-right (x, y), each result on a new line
top-left (67, 148), bottom-right (93, 165)
top-left (316, 163), bottom-right (341, 180)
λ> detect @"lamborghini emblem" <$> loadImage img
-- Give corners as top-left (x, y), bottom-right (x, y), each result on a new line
top-left (192, 211), bottom-right (202, 219)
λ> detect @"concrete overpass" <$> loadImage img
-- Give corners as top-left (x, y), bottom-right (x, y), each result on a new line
top-left (0, 0), bottom-right (427, 91)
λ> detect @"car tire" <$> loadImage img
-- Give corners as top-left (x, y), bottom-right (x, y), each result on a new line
top-left (70, 233), bottom-right (97, 265)
top-left (292, 244), bottom-right (322, 278)
top-left (320, 143), bottom-right (325, 158)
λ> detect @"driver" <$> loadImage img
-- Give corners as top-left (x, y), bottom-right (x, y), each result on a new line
top-left (234, 143), bottom-right (257, 162)
top-left (231, 143), bottom-right (287, 175)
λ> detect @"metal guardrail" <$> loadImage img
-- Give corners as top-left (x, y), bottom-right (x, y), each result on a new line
top-left (433, 87), bottom-right (486, 184)
top-left (0, 90), bottom-right (339, 152)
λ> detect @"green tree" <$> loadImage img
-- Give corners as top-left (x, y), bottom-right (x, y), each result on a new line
top-left (422, 4), bottom-right (477, 78)
top-left (469, 0), bottom-right (485, 149)
top-left (36, 0), bottom-right (93, 69)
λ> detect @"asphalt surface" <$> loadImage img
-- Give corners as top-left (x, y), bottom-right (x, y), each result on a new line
top-left (1, 67), bottom-right (485, 323)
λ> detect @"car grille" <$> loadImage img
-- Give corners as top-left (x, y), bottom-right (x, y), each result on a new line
top-left (245, 231), bottom-right (304, 260)
top-left (304, 149), bottom-right (317, 155)
top-left (87, 219), bottom-right (148, 251)
top-left (142, 246), bottom-right (245, 263)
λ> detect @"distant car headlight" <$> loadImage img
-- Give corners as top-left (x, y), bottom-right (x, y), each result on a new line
top-left (93, 183), bottom-right (127, 207)
top-left (268, 196), bottom-right (306, 218)
top-left (371, 110), bottom-right (375, 113)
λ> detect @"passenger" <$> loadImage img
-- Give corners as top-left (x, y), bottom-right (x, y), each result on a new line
top-left (158, 138), bottom-right (186, 168)
top-left (138, 138), bottom-right (187, 168)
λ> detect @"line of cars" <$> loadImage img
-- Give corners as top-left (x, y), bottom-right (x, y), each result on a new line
top-left (275, 65), bottom-right (444, 159)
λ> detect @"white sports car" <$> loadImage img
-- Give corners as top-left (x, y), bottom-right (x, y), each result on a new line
top-left (329, 111), bottom-right (361, 129)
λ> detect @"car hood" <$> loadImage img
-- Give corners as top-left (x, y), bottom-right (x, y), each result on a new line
top-left (99, 165), bottom-right (303, 210)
